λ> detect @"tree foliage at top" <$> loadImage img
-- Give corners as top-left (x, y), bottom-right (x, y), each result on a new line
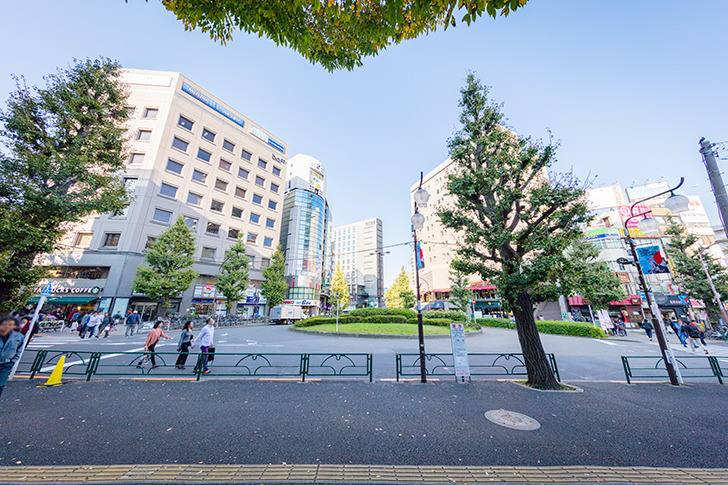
top-left (0, 58), bottom-right (131, 310)
top-left (385, 266), bottom-right (416, 309)
top-left (448, 262), bottom-right (472, 312)
top-left (161, 0), bottom-right (530, 71)
top-left (438, 74), bottom-right (591, 389)
top-left (217, 235), bottom-right (250, 311)
top-left (132, 217), bottom-right (198, 311)
top-left (330, 265), bottom-right (351, 313)
top-left (663, 218), bottom-right (728, 322)
top-left (261, 245), bottom-right (288, 313)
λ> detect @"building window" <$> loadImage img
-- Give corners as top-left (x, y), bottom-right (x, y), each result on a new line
top-left (228, 228), bottom-right (240, 239)
top-left (136, 130), bottom-right (151, 141)
top-left (232, 206), bottom-right (243, 219)
top-left (186, 192), bottom-right (203, 206)
top-left (252, 193), bottom-right (263, 205)
top-left (210, 200), bottom-right (224, 213)
top-left (270, 182), bottom-right (279, 193)
top-left (219, 159), bottom-right (232, 172)
top-left (272, 166), bottom-right (281, 177)
top-left (268, 200), bottom-right (277, 210)
top-left (184, 216), bottom-right (198, 229)
top-left (178, 115), bottom-right (194, 131)
top-left (201, 128), bottom-right (216, 143)
top-left (238, 168), bottom-right (249, 180)
top-left (258, 159), bottom-right (267, 170)
top-left (75, 232), bottom-right (93, 248)
top-left (263, 237), bottom-right (273, 248)
top-left (192, 169), bottom-right (207, 184)
top-left (172, 136), bottom-right (189, 152)
top-left (247, 233), bottom-right (258, 244)
top-left (206, 222), bottom-right (220, 236)
top-left (261, 257), bottom-right (271, 268)
top-left (152, 208), bottom-right (173, 224)
top-left (129, 153), bottom-right (145, 165)
top-left (235, 186), bottom-right (246, 199)
top-left (125, 106), bottom-right (135, 118)
top-left (160, 183), bottom-right (178, 198)
top-left (250, 213), bottom-right (260, 224)
top-left (197, 148), bottom-right (212, 163)
top-left (201, 247), bottom-right (216, 259)
top-left (214, 178), bottom-right (228, 192)
top-left (166, 159), bottom-right (184, 174)
top-left (145, 236), bottom-right (156, 250)
top-left (223, 139), bottom-right (235, 152)
top-left (241, 149), bottom-right (252, 161)
top-left (143, 108), bottom-right (158, 119)
top-left (255, 176), bottom-right (265, 187)
top-left (266, 218), bottom-right (275, 229)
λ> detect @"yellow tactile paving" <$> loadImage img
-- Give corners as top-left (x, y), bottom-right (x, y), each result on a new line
top-left (0, 464), bottom-right (727, 483)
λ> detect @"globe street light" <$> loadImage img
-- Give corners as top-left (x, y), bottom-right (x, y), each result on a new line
top-left (411, 172), bottom-right (429, 383)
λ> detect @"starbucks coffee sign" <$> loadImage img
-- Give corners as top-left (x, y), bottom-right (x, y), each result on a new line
top-left (35, 285), bottom-right (102, 295)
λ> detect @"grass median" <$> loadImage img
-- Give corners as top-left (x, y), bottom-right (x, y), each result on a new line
top-left (298, 323), bottom-right (478, 335)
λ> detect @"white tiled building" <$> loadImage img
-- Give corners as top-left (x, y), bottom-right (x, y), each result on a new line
top-left (331, 218), bottom-right (384, 308)
top-left (33, 69), bottom-right (289, 319)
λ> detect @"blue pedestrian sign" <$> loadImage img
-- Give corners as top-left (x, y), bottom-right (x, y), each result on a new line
top-left (41, 283), bottom-right (52, 297)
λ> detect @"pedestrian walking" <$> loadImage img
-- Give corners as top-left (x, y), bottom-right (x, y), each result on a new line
top-left (175, 321), bottom-right (195, 369)
top-left (194, 318), bottom-right (215, 374)
top-left (125, 310), bottom-right (140, 338)
top-left (0, 316), bottom-right (25, 398)
top-left (83, 311), bottom-right (102, 339)
top-left (139, 320), bottom-right (172, 369)
top-left (96, 312), bottom-right (113, 338)
top-left (78, 312), bottom-right (91, 338)
top-left (687, 322), bottom-right (709, 354)
top-left (641, 318), bottom-right (654, 341)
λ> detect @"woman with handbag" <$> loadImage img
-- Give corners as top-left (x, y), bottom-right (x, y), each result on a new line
top-left (194, 318), bottom-right (215, 374)
top-left (175, 321), bottom-right (194, 369)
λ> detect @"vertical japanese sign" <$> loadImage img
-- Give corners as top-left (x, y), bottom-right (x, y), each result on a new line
top-left (449, 323), bottom-right (470, 380)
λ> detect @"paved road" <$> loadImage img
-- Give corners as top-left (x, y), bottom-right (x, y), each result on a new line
top-left (21, 324), bottom-right (728, 381)
top-left (2, 379), bottom-right (727, 469)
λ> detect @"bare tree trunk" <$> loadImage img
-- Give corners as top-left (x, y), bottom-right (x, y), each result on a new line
top-left (511, 289), bottom-right (561, 390)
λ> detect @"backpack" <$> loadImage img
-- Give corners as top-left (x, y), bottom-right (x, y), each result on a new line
top-left (695, 322), bottom-right (706, 333)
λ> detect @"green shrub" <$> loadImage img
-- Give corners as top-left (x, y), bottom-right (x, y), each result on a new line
top-left (294, 316), bottom-right (356, 328)
top-left (476, 318), bottom-right (604, 337)
top-left (361, 315), bottom-right (408, 324)
top-left (350, 308), bottom-right (417, 319)
top-left (422, 310), bottom-right (466, 322)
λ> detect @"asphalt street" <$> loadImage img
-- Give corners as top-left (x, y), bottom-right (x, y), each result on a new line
top-left (2, 379), bottom-right (727, 468)
top-left (19, 324), bottom-right (728, 382)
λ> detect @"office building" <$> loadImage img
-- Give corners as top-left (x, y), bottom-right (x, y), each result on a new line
top-left (32, 68), bottom-right (289, 319)
top-left (279, 154), bottom-right (333, 316)
top-left (332, 218), bottom-right (384, 308)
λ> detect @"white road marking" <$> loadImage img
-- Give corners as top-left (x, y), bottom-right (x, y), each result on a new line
top-left (594, 339), bottom-right (618, 346)
top-left (40, 346), bottom-right (148, 372)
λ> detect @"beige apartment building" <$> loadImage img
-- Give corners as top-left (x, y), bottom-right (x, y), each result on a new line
top-left (32, 69), bottom-right (289, 320)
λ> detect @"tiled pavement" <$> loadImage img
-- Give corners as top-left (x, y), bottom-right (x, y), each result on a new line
top-left (1, 464), bottom-right (727, 484)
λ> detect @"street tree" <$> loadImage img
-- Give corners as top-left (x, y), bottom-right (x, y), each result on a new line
top-left (261, 245), bottom-right (288, 314)
top-left (664, 219), bottom-right (728, 322)
top-left (217, 235), bottom-right (250, 312)
top-left (438, 75), bottom-right (591, 390)
top-left (0, 58), bottom-right (131, 311)
top-left (330, 265), bottom-right (351, 313)
top-left (161, 1), bottom-right (530, 71)
top-left (131, 217), bottom-right (198, 314)
top-left (385, 267), bottom-right (416, 309)
top-left (449, 263), bottom-right (472, 312)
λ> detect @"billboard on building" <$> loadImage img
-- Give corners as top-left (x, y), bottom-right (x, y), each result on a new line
top-left (637, 245), bottom-right (670, 274)
top-left (585, 184), bottom-right (625, 211)
top-left (619, 205), bottom-right (651, 228)
top-left (679, 196), bottom-right (711, 226)
top-left (625, 181), bottom-right (670, 204)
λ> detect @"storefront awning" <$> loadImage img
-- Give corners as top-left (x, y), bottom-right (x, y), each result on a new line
top-left (28, 295), bottom-right (99, 304)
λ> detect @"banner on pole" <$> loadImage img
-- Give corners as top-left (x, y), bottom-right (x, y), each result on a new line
top-left (636, 245), bottom-right (670, 274)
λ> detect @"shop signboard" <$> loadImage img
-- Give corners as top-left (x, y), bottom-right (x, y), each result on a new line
top-left (449, 323), bottom-right (470, 380)
top-left (636, 245), bottom-right (670, 274)
top-left (583, 228), bottom-right (621, 240)
top-left (619, 205), bottom-right (651, 228)
top-left (585, 184), bottom-right (625, 211)
top-left (625, 181), bottom-right (670, 204)
top-left (616, 272), bottom-right (630, 283)
top-left (619, 227), bottom-right (659, 239)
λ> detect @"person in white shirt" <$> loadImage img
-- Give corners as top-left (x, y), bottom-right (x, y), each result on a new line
top-left (194, 318), bottom-right (215, 374)
top-left (83, 311), bottom-right (103, 339)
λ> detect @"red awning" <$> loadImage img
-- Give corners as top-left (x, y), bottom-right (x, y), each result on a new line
top-left (609, 295), bottom-right (641, 306)
top-left (469, 285), bottom-right (496, 291)
top-left (568, 296), bottom-right (587, 306)
top-left (425, 288), bottom-right (451, 294)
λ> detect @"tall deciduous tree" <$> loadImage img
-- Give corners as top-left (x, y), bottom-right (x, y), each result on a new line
top-left (559, 239), bottom-right (625, 310)
top-left (438, 75), bottom-right (590, 390)
top-left (0, 58), bottom-right (131, 310)
top-left (217, 236), bottom-right (250, 312)
top-left (330, 265), bottom-right (351, 313)
top-left (385, 267), bottom-right (416, 309)
top-left (449, 263), bottom-right (472, 312)
top-left (132, 217), bottom-right (198, 313)
top-left (162, 1), bottom-right (530, 71)
top-left (261, 245), bottom-right (288, 314)
top-left (664, 219), bottom-right (728, 322)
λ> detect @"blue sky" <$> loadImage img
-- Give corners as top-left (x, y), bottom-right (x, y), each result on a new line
top-left (1, 1), bottom-right (727, 286)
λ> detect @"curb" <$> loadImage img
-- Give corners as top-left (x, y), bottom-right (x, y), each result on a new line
top-left (289, 327), bottom-right (483, 339)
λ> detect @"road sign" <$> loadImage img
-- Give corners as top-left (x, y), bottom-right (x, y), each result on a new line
top-left (449, 323), bottom-right (470, 381)
top-left (41, 283), bottom-right (52, 297)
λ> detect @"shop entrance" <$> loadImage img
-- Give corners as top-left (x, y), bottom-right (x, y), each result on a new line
top-left (129, 302), bottom-right (158, 322)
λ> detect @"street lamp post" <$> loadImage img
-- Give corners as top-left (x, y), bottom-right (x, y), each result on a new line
top-left (411, 172), bottom-right (430, 383)
top-left (622, 177), bottom-right (690, 386)
top-left (697, 243), bottom-right (728, 330)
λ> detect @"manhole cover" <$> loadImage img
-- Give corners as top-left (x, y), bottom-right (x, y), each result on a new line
top-left (485, 409), bottom-right (541, 431)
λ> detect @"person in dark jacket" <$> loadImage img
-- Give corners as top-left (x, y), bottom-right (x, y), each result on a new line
top-left (641, 318), bottom-right (654, 341)
top-left (175, 321), bottom-right (195, 369)
top-left (96, 312), bottom-right (113, 338)
top-left (687, 322), bottom-right (709, 354)
top-left (0, 316), bottom-right (25, 397)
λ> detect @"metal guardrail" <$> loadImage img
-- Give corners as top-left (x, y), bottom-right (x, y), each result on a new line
top-left (395, 352), bottom-right (560, 382)
top-left (621, 355), bottom-right (724, 384)
top-left (23, 349), bottom-right (373, 382)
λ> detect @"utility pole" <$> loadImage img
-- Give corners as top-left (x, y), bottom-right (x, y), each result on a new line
top-left (700, 138), bottom-right (728, 237)
top-left (697, 249), bottom-right (728, 329)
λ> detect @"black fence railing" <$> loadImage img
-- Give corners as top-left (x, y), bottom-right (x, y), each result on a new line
top-left (621, 355), bottom-right (724, 384)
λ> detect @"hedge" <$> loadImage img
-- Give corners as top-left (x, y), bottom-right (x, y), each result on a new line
top-left (349, 308), bottom-right (417, 319)
top-left (476, 318), bottom-right (605, 338)
top-left (294, 315), bottom-right (481, 330)
top-left (422, 310), bottom-right (467, 322)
